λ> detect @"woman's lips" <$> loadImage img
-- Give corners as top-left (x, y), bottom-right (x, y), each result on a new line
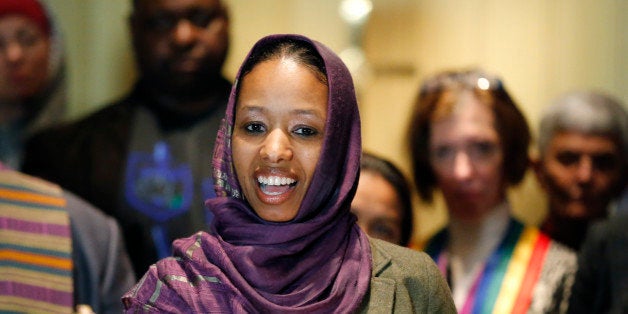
top-left (255, 175), bottom-right (297, 205)
top-left (454, 189), bottom-right (483, 202)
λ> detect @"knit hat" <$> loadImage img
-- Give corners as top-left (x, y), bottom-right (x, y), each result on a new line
top-left (0, 0), bottom-right (51, 35)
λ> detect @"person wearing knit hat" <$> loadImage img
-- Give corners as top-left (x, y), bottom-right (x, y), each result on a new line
top-left (0, 0), bottom-right (51, 35)
top-left (0, 0), bottom-right (66, 169)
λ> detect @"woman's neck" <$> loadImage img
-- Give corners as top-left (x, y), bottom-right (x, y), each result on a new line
top-left (446, 200), bottom-right (511, 309)
top-left (448, 201), bottom-right (510, 254)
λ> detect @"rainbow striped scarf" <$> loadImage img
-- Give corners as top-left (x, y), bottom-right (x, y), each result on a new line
top-left (0, 170), bottom-right (73, 313)
top-left (426, 219), bottom-right (552, 314)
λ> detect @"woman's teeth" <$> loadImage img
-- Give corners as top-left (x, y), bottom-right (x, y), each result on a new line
top-left (257, 176), bottom-right (296, 186)
top-left (257, 176), bottom-right (296, 197)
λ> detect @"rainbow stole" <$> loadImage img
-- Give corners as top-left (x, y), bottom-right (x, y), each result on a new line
top-left (0, 171), bottom-right (73, 313)
top-left (426, 219), bottom-right (551, 314)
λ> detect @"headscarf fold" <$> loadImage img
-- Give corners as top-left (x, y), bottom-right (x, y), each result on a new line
top-left (192, 34), bottom-right (370, 312)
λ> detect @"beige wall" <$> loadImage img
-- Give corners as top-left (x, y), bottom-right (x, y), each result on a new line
top-left (41, 0), bottom-right (628, 244)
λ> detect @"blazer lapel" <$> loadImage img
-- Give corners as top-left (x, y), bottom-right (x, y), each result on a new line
top-left (360, 240), bottom-right (396, 312)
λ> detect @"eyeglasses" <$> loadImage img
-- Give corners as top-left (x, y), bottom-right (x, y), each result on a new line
top-left (140, 9), bottom-right (223, 34)
top-left (420, 70), bottom-right (503, 94)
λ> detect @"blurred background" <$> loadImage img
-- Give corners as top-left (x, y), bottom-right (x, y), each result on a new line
top-left (41, 0), bottom-right (628, 243)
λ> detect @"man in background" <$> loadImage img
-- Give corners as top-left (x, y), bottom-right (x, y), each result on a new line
top-left (22, 0), bottom-right (231, 277)
top-left (567, 211), bottom-right (628, 314)
top-left (534, 91), bottom-right (628, 250)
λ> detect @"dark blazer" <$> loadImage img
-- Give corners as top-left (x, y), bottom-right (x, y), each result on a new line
top-left (360, 239), bottom-right (456, 313)
top-left (568, 214), bottom-right (628, 314)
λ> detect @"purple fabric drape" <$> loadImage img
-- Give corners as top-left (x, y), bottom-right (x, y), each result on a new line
top-left (123, 34), bottom-right (372, 313)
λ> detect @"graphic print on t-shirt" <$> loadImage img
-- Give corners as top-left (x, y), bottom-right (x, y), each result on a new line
top-left (125, 141), bottom-right (193, 222)
top-left (123, 104), bottom-right (225, 260)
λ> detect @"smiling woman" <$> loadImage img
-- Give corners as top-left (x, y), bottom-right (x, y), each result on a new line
top-left (122, 34), bottom-right (455, 313)
top-left (232, 45), bottom-right (328, 222)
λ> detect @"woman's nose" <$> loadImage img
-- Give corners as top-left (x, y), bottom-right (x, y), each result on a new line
top-left (260, 129), bottom-right (293, 163)
top-left (453, 152), bottom-right (473, 180)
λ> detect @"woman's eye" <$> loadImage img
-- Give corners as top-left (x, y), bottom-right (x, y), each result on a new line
top-left (369, 222), bottom-right (397, 243)
top-left (244, 122), bottom-right (265, 134)
top-left (469, 141), bottom-right (498, 158)
top-left (16, 31), bottom-right (39, 47)
top-left (372, 224), bottom-right (394, 238)
top-left (293, 126), bottom-right (318, 137)
top-left (431, 146), bottom-right (454, 162)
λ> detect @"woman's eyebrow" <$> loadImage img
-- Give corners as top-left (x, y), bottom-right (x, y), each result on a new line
top-left (291, 108), bottom-right (325, 118)
top-left (237, 105), bottom-right (265, 114)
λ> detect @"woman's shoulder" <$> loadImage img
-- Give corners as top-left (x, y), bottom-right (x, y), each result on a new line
top-left (369, 238), bottom-right (434, 270)
top-left (368, 237), bottom-right (446, 287)
top-left (365, 238), bottom-right (456, 313)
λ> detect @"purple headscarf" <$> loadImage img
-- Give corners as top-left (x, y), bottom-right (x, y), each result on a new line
top-left (123, 34), bottom-right (371, 313)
